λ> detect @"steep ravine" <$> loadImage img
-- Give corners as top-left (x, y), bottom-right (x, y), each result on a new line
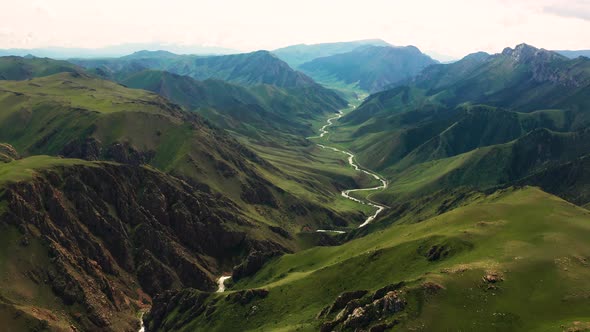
top-left (0, 162), bottom-right (286, 331)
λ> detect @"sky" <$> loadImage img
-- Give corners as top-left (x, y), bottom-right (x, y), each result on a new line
top-left (0, 0), bottom-right (589, 59)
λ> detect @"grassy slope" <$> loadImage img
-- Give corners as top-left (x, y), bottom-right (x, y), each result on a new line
top-left (0, 224), bottom-right (77, 331)
top-left (329, 46), bottom-right (590, 173)
top-left (0, 155), bottom-right (93, 185)
top-left (0, 56), bottom-right (83, 80)
top-left (116, 68), bottom-right (377, 230)
top-left (0, 71), bottom-right (375, 238)
top-left (160, 187), bottom-right (590, 331)
top-left (119, 69), bottom-right (345, 142)
top-left (353, 128), bottom-right (589, 208)
top-left (318, 47), bottom-right (590, 214)
top-left (0, 157), bottom-right (104, 331)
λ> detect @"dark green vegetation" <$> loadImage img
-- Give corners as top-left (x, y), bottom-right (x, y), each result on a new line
top-left (145, 187), bottom-right (590, 331)
top-left (1, 40), bottom-right (590, 332)
top-left (146, 43), bottom-right (590, 331)
top-left (0, 57), bottom-right (369, 331)
top-left (71, 50), bottom-right (347, 141)
top-left (327, 44), bottom-right (590, 206)
top-left (299, 45), bottom-right (437, 93)
top-left (273, 39), bottom-right (392, 69)
top-left (0, 56), bottom-right (83, 80)
top-left (119, 69), bottom-right (345, 141)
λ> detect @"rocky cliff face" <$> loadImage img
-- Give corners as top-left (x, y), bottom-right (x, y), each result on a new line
top-left (0, 143), bottom-right (19, 162)
top-left (0, 162), bottom-right (286, 331)
top-left (501, 43), bottom-right (588, 87)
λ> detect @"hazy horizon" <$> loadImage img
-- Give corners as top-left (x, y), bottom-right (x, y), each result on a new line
top-left (1, 0), bottom-right (589, 59)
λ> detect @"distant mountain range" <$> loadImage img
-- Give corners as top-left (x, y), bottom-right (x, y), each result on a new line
top-left (272, 39), bottom-right (392, 68)
top-left (299, 45), bottom-right (438, 93)
top-left (0, 42), bottom-right (239, 59)
top-left (72, 50), bottom-right (321, 88)
top-left (557, 49), bottom-right (590, 59)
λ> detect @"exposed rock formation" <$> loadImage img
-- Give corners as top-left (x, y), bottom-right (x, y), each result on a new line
top-left (0, 143), bottom-right (19, 162)
top-left (232, 250), bottom-right (282, 281)
top-left (319, 284), bottom-right (407, 331)
top-left (0, 162), bottom-right (286, 331)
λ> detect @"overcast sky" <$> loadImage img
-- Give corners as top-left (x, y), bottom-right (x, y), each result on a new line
top-left (1, 0), bottom-right (589, 58)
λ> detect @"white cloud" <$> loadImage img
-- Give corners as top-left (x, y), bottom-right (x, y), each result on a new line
top-left (544, 0), bottom-right (590, 21)
top-left (0, 0), bottom-right (588, 57)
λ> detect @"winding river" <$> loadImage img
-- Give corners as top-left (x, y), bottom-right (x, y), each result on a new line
top-left (136, 109), bottom-right (388, 331)
top-left (138, 312), bottom-right (145, 332)
top-left (315, 110), bottom-right (388, 229)
top-left (217, 275), bottom-right (231, 293)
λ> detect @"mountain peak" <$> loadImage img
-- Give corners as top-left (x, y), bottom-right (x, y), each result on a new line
top-left (463, 51), bottom-right (490, 61)
top-left (124, 50), bottom-right (178, 59)
top-left (250, 50), bottom-right (275, 57)
top-left (501, 43), bottom-right (565, 63)
top-left (502, 43), bottom-right (536, 56)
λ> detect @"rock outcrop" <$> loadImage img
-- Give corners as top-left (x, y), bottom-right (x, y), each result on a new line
top-left (225, 289), bottom-right (269, 305)
top-left (0, 143), bottom-right (19, 162)
top-left (319, 284), bottom-right (407, 331)
top-left (232, 250), bottom-right (282, 281)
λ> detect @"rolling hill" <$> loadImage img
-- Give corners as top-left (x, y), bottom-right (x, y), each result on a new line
top-left (71, 51), bottom-right (348, 140)
top-left (118, 69), bottom-right (346, 140)
top-left (0, 56), bottom-right (84, 80)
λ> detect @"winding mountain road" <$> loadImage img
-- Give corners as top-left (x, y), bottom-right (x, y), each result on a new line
top-left (315, 110), bottom-right (388, 229)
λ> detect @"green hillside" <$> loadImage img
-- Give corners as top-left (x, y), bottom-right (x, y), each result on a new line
top-left (0, 70), bottom-right (369, 331)
top-left (1, 39), bottom-right (589, 332)
top-left (70, 52), bottom-right (348, 141)
top-left (145, 187), bottom-right (590, 331)
top-left (119, 69), bottom-right (345, 141)
top-left (0, 56), bottom-right (83, 80)
top-left (328, 44), bottom-right (590, 185)
top-left (0, 71), bottom-right (369, 235)
top-left (0, 155), bottom-right (280, 331)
